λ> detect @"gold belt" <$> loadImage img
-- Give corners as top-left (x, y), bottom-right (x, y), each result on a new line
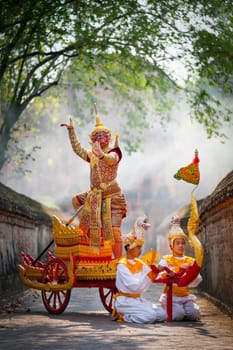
top-left (91, 180), bottom-right (121, 198)
top-left (117, 292), bottom-right (141, 298)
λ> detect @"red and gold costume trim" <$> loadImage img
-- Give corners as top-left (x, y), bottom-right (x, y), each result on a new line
top-left (162, 255), bottom-right (195, 297)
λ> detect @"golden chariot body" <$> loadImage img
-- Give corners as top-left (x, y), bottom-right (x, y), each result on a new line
top-left (19, 214), bottom-right (159, 314)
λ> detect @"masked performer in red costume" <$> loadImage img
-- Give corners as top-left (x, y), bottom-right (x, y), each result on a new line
top-left (61, 116), bottom-right (127, 258)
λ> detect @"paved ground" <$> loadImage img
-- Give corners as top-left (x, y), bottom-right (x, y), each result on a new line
top-left (0, 284), bottom-right (232, 350)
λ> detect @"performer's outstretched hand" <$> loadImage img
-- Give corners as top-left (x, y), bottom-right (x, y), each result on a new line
top-left (60, 118), bottom-right (73, 129)
top-left (93, 141), bottom-right (104, 158)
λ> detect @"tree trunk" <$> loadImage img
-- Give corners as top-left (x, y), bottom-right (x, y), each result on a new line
top-left (0, 104), bottom-right (22, 170)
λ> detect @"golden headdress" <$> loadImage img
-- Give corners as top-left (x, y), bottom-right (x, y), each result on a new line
top-left (90, 116), bottom-right (111, 140)
top-left (168, 215), bottom-right (187, 247)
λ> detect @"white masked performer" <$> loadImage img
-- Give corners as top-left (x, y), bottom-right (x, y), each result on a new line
top-left (61, 116), bottom-right (127, 258)
top-left (158, 216), bottom-right (202, 321)
top-left (114, 217), bottom-right (166, 323)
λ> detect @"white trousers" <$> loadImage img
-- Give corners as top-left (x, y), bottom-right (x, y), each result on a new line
top-left (116, 296), bottom-right (166, 323)
top-left (159, 293), bottom-right (200, 321)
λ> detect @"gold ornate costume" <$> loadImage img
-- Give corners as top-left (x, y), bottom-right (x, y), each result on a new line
top-left (67, 120), bottom-right (127, 256)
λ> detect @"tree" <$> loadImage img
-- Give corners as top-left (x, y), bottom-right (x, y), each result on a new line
top-left (1, 0), bottom-right (233, 172)
top-left (185, 0), bottom-right (233, 138)
top-left (51, 53), bottom-right (176, 154)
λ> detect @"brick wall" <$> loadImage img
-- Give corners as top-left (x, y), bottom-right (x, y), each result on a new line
top-left (198, 171), bottom-right (233, 311)
top-left (0, 183), bottom-right (53, 297)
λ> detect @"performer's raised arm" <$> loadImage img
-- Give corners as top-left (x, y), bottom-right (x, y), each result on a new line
top-left (61, 118), bottom-right (89, 161)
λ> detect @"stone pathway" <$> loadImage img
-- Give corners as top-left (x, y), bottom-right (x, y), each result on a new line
top-left (0, 284), bottom-right (232, 350)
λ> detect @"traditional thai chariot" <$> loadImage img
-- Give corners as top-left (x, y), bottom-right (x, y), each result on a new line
top-left (18, 193), bottom-right (203, 322)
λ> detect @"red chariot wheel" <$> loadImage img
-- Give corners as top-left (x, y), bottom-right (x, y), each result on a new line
top-left (41, 258), bottom-right (71, 314)
top-left (99, 286), bottom-right (118, 313)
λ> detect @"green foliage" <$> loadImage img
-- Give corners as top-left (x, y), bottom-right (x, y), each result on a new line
top-left (184, 0), bottom-right (233, 138)
top-left (0, 0), bottom-right (233, 174)
top-left (39, 53), bottom-right (175, 154)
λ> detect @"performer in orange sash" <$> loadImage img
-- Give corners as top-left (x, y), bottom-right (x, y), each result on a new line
top-left (114, 216), bottom-right (166, 323)
top-left (61, 114), bottom-right (127, 258)
top-left (158, 216), bottom-right (202, 321)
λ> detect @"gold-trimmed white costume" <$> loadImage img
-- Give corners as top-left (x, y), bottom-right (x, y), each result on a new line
top-left (115, 257), bottom-right (166, 323)
top-left (114, 217), bottom-right (166, 323)
top-left (158, 215), bottom-right (202, 321)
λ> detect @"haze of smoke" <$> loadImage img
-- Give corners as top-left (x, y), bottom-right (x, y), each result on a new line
top-left (2, 101), bottom-right (232, 254)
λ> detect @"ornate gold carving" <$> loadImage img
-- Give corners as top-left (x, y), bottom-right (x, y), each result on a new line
top-left (187, 193), bottom-right (204, 267)
top-left (53, 215), bottom-right (86, 246)
top-left (75, 259), bottom-right (118, 280)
